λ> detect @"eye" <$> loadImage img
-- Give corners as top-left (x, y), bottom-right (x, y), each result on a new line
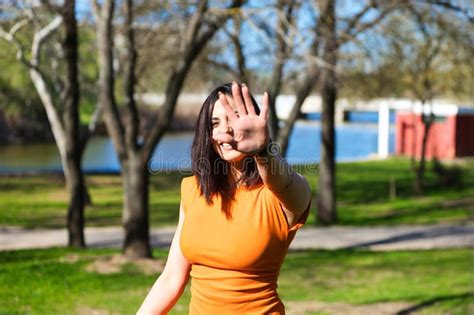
top-left (212, 121), bottom-right (219, 128)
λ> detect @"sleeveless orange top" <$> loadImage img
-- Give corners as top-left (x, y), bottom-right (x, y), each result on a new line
top-left (179, 175), bottom-right (310, 314)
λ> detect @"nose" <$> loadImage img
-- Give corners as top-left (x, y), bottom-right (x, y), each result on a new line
top-left (218, 120), bottom-right (233, 134)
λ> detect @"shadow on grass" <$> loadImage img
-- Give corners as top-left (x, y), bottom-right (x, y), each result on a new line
top-left (9, 215), bottom-right (66, 229)
top-left (342, 225), bottom-right (474, 249)
top-left (366, 198), bottom-right (474, 221)
top-left (336, 172), bottom-right (470, 205)
top-left (149, 172), bottom-right (187, 191)
top-left (282, 248), bottom-right (472, 271)
top-left (339, 197), bottom-right (474, 226)
top-left (328, 159), bottom-right (474, 206)
top-left (395, 292), bottom-right (473, 314)
top-left (0, 175), bottom-right (65, 193)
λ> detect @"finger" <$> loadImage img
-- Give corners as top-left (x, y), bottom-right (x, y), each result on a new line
top-left (218, 92), bottom-right (239, 121)
top-left (260, 92), bottom-right (270, 120)
top-left (231, 81), bottom-right (248, 115)
top-left (242, 83), bottom-right (257, 116)
top-left (212, 133), bottom-right (234, 143)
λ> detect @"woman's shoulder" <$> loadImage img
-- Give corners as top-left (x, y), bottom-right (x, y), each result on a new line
top-left (180, 175), bottom-right (199, 213)
top-left (181, 174), bottom-right (197, 191)
top-left (181, 174), bottom-right (196, 183)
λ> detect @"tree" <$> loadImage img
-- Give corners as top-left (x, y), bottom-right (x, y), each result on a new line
top-left (92, 0), bottom-right (244, 258)
top-left (210, 0), bottom-right (397, 223)
top-left (339, 2), bottom-right (472, 102)
top-left (0, 0), bottom-right (89, 246)
top-left (267, 0), bottom-right (296, 142)
top-left (291, 0), bottom-right (396, 224)
top-left (386, 4), bottom-right (472, 193)
top-left (316, 0), bottom-right (338, 224)
top-left (340, 1), bottom-right (472, 193)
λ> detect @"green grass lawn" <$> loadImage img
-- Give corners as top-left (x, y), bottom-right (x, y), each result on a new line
top-left (0, 247), bottom-right (472, 315)
top-left (0, 157), bottom-right (472, 229)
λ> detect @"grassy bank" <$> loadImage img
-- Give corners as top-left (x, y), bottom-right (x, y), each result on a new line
top-left (0, 247), bottom-right (471, 315)
top-left (0, 157), bottom-right (473, 228)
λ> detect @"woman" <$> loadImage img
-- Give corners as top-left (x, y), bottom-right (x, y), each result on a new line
top-left (137, 82), bottom-right (311, 314)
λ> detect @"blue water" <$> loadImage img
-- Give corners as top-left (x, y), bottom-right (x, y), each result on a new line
top-left (345, 111), bottom-right (396, 124)
top-left (304, 112), bottom-right (322, 121)
top-left (306, 111), bottom-right (396, 124)
top-left (0, 122), bottom-right (395, 174)
top-left (285, 122), bottom-right (395, 164)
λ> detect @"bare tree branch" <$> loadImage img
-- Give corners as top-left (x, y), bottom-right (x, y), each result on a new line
top-left (1, 14), bottom-right (64, 145)
top-left (31, 15), bottom-right (62, 66)
top-left (40, 0), bottom-right (62, 14)
top-left (88, 101), bottom-right (103, 134)
top-left (243, 17), bottom-right (273, 47)
top-left (222, 14), bottom-right (248, 83)
top-left (30, 15), bottom-right (66, 150)
top-left (206, 57), bottom-right (241, 78)
top-left (267, 0), bottom-right (295, 139)
top-left (123, 0), bottom-right (139, 151)
top-left (275, 3), bottom-right (300, 51)
top-left (10, 17), bottom-right (30, 34)
top-left (93, 0), bottom-right (128, 160)
top-left (338, 2), bottom-right (397, 45)
top-left (340, 0), bottom-right (377, 36)
top-left (416, 0), bottom-right (474, 23)
top-left (182, 0), bottom-right (208, 52)
top-left (142, 0), bottom-right (245, 158)
top-left (91, 0), bottom-right (100, 18)
top-left (0, 18), bottom-right (32, 66)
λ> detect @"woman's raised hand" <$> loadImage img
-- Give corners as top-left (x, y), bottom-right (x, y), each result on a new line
top-left (213, 82), bottom-right (270, 155)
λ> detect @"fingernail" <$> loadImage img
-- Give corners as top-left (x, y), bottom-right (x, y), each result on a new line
top-left (242, 83), bottom-right (246, 87)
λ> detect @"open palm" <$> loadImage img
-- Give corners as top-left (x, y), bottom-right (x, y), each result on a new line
top-left (213, 82), bottom-right (270, 155)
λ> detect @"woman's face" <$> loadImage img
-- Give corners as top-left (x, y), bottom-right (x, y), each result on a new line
top-left (211, 96), bottom-right (246, 163)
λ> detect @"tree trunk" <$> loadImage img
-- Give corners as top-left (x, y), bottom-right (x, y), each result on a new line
top-left (415, 112), bottom-right (434, 194)
top-left (92, 0), bottom-right (243, 258)
top-left (62, 0), bottom-right (85, 247)
top-left (276, 77), bottom-right (316, 157)
top-left (24, 4), bottom-right (86, 247)
top-left (316, 0), bottom-right (338, 225)
top-left (231, 15), bottom-right (248, 84)
top-left (64, 156), bottom-right (86, 247)
top-left (267, 0), bottom-right (295, 140)
top-left (273, 0), bottom-right (324, 158)
top-left (122, 156), bottom-right (151, 258)
top-left (317, 78), bottom-right (337, 224)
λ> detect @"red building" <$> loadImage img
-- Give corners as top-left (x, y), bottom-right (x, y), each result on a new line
top-left (396, 105), bottom-right (474, 160)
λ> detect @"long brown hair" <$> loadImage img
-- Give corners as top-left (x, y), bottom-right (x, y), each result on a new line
top-left (191, 83), bottom-right (262, 218)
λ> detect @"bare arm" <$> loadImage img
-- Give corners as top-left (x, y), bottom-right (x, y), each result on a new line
top-left (137, 204), bottom-right (191, 315)
top-left (255, 151), bottom-right (311, 227)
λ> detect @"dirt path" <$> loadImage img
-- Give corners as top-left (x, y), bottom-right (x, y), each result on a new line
top-left (285, 300), bottom-right (413, 315)
top-left (1, 223), bottom-right (472, 251)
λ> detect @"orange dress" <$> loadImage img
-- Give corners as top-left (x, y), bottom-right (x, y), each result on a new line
top-left (179, 175), bottom-right (310, 314)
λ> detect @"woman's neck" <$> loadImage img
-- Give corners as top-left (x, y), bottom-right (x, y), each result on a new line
top-left (228, 160), bottom-right (245, 186)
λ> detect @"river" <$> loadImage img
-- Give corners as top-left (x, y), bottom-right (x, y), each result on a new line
top-left (0, 122), bottom-right (395, 174)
